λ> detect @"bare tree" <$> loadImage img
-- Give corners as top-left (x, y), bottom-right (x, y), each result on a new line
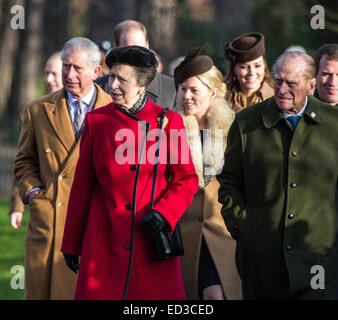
top-left (0, 0), bottom-right (23, 118)
top-left (140, 0), bottom-right (178, 70)
top-left (4, 0), bottom-right (44, 129)
top-left (87, 0), bottom-right (141, 45)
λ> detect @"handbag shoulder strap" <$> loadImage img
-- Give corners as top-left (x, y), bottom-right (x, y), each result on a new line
top-left (149, 107), bottom-right (169, 210)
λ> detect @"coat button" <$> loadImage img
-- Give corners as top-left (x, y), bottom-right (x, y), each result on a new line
top-left (130, 165), bottom-right (137, 171)
top-left (285, 245), bottom-right (292, 251)
top-left (198, 216), bottom-right (204, 222)
top-left (288, 213), bottom-right (295, 219)
top-left (125, 244), bottom-right (131, 250)
top-left (125, 204), bottom-right (133, 210)
top-left (290, 182), bottom-right (297, 188)
top-left (140, 123), bottom-right (147, 131)
top-left (292, 151), bottom-right (297, 157)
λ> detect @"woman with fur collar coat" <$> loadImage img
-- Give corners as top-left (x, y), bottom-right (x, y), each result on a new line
top-left (174, 45), bottom-right (242, 300)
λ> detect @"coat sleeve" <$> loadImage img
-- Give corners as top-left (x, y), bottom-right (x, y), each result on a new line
top-left (216, 119), bottom-right (247, 240)
top-left (14, 105), bottom-right (43, 201)
top-left (61, 114), bottom-right (96, 255)
top-left (152, 111), bottom-right (199, 232)
top-left (9, 178), bottom-right (25, 214)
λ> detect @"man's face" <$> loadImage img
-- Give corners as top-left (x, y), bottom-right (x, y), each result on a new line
top-left (274, 58), bottom-right (315, 114)
top-left (62, 49), bottom-right (100, 99)
top-left (316, 55), bottom-right (338, 105)
top-left (117, 30), bottom-right (149, 48)
top-left (44, 56), bottom-right (63, 93)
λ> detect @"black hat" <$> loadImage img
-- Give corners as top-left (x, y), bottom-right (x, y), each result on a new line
top-left (105, 45), bottom-right (159, 69)
top-left (224, 32), bottom-right (265, 63)
top-left (174, 44), bottom-right (214, 89)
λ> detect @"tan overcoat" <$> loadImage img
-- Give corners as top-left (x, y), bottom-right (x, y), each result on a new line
top-left (14, 84), bottom-right (111, 299)
top-left (178, 96), bottom-right (242, 300)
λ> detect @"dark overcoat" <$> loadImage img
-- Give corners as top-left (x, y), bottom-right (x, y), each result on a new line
top-left (217, 96), bottom-right (338, 299)
top-left (61, 99), bottom-right (198, 300)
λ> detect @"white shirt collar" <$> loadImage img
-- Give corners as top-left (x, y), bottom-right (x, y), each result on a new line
top-left (283, 96), bottom-right (308, 118)
top-left (67, 85), bottom-right (95, 107)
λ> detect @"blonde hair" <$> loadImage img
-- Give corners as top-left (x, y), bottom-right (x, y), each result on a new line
top-left (197, 66), bottom-right (227, 99)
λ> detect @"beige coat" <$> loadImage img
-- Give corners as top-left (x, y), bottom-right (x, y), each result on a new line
top-left (14, 85), bottom-right (111, 299)
top-left (178, 96), bottom-right (242, 300)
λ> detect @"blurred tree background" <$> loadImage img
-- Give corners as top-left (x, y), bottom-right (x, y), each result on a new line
top-left (0, 0), bottom-right (337, 196)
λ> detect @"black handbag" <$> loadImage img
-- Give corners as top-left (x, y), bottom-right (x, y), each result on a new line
top-left (150, 108), bottom-right (184, 260)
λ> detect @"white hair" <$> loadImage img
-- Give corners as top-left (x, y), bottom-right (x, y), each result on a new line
top-left (61, 37), bottom-right (101, 70)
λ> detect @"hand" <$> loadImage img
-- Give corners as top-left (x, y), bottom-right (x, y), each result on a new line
top-left (10, 211), bottom-right (23, 229)
top-left (141, 210), bottom-right (169, 237)
top-left (63, 254), bottom-right (80, 274)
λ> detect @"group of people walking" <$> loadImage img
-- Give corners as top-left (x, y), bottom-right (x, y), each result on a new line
top-left (10, 19), bottom-right (338, 300)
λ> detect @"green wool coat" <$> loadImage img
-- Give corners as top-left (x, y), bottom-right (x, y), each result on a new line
top-left (217, 96), bottom-right (338, 300)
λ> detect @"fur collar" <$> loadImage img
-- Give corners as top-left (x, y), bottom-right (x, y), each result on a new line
top-left (178, 97), bottom-right (235, 190)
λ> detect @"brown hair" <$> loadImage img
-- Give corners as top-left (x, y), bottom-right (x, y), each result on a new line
top-left (315, 44), bottom-right (338, 75)
top-left (114, 20), bottom-right (148, 47)
top-left (224, 57), bottom-right (273, 109)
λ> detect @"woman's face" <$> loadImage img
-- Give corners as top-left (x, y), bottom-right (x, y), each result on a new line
top-left (234, 56), bottom-right (265, 94)
top-left (180, 76), bottom-right (216, 117)
top-left (108, 64), bottom-right (145, 108)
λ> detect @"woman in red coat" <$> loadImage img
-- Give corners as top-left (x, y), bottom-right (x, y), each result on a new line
top-left (61, 46), bottom-right (198, 300)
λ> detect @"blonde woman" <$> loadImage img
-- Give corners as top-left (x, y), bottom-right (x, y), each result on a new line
top-left (174, 45), bottom-right (241, 300)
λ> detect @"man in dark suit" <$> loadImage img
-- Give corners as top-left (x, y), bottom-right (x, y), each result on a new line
top-left (95, 19), bottom-right (177, 109)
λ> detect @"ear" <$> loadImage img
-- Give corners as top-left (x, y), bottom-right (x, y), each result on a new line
top-left (92, 65), bottom-right (102, 81)
top-left (210, 87), bottom-right (218, 103)
top-left (307, 78), bottom-right (316, 95)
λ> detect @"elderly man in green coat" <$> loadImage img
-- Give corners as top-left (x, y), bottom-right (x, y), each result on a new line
top-left (217, 51), bottom-right (338, 299)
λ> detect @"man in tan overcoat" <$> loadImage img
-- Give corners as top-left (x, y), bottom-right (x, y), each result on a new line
top-left (14, 37), bottom-right (111, 300)
top-left (9, 52), bottom-right (63, 229)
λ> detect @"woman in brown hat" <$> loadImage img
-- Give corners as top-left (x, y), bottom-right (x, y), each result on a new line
top-left (174, 45), bottom-right (242, 300)
top-left (224, 32), bottom-right (273, 112)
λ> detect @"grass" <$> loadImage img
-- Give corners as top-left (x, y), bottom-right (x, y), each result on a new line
top-left (0, 199), bottom-right (27, 300)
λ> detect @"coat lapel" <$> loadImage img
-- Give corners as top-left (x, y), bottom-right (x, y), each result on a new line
top-left (59, 84), bottom-right (112, 175)
top-left (44, 89), bottom-right (75, 153)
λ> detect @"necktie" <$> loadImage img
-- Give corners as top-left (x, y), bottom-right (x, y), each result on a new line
top-left (74, 100), bottom-right (86, 140)
top-left (288, 115), bottom-right (301, 129)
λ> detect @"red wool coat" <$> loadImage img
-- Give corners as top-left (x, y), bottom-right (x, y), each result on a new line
top-left (61, 99), bottom-right (198, 300)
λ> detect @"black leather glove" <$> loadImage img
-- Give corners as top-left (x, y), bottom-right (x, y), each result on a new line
top-left (141, 210), bottom-right (170, 237)
top-left (63, 254), bottom-right (80, 274)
